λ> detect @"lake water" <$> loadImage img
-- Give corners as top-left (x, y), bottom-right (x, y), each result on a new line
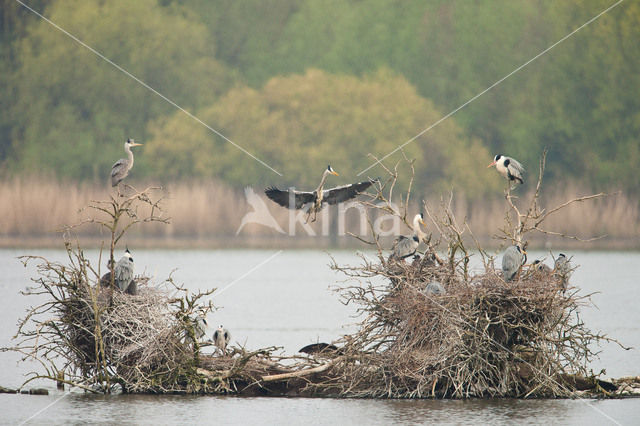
top-left (0, 248), bottom-right (639, 425)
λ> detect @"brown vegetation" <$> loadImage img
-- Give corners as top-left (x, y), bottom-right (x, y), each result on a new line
top-left (3, 154), bottom-right (633, 399)
top-left (0, 175), bottom-right (638, 248)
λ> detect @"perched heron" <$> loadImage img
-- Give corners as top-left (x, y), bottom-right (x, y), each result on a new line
top-left (299, 343), bottom-right (341, 356)
top-left (213, 325), bottom-right (231, 353)
top-left (488, 154), bottom-right (524, 186)
top-left (502, 245), bottom-right (527, 281)
top-left (194, 316), bottom-right (208, 340)
top-left (114, 249), bottom-right (135, 293)
top-left (424, 281), bottom-right (446, 296)
top-left (389, 214), bottom-right (426, 261)
top-left (265, 165), bottom-right (376, 222)
top-left (532, 259), bottom-right (552, 273)
top-left (554, 253), bottom-right (573, 290)
top-left (111, 138), bottom-right (143, 187)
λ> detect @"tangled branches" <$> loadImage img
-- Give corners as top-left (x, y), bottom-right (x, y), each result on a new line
top-left (315, 153), bottom-right (623, 398)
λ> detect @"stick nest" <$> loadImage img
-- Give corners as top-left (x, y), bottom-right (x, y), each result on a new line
top-left (321, 255), bottom-right (603, 398)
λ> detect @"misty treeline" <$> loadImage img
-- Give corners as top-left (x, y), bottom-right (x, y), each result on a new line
top-left (1, 0), bottom-right (638, 197)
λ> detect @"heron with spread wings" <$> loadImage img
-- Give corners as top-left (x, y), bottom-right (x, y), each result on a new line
top-left (265, 165), bottom-right (376, 222)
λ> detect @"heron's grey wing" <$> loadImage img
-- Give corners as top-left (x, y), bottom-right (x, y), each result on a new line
top-left (501, 246), bottom-right (522, 279)
top-left (213, 330), bottom-right (219, 341)
top-left (115, 258), bottom-right (133, 291)
top-left (507, 157), bottom-right (525, 174)
top-left (392, 235), bottom-right (417, 259)
top-left (224, 330), bottom-right (231, 341)
top-left (110, 158), bottom-right (128, 186)
top-left (265, 187), bottom-right (315, 209)
top-left (322, 179), bottom-right (376, 205)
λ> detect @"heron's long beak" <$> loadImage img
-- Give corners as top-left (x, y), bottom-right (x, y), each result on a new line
top-left (487, 160), bottom-right (497, 168)
top-left (131, 142), bottom-right (143, 147)
top-left (419, 219), bottom-right (426, 226)
top-left (331, 170), bottom-right (339, 176)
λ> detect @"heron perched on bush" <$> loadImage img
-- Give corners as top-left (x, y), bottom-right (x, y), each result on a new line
top-left (111, 138), bottom-right (143, 187)
top-left (389, 214), bottom-right (426, 261)
top-left (265, 165), bottom-right (376, 222)
top-left (554, 253), bottom-right (573, 290)
top-left (502, 245), bottom-right (527, 281)
top-left (488, 154), bottom-right (524, 186)
top-left (213, 325), bottom-right (231, 353)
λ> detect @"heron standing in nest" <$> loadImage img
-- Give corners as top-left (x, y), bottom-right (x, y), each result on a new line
top-left (111, 138), bottom-right (143, 188)
top-left (213, 325), bottom-right (231, 354)
top-left (100, 249), bottom-right (137, 295)
top-left (265, 165), bottom-right (376, 222)
top-left (389, 213), bottom-right (426, 261)
top-left (502, 245), bottom-right (527, 282)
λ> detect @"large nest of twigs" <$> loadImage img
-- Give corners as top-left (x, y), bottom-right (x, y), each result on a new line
top-left (15, 249), bottom-right (205, 393)
top-left (321, 254), bottom-right (604, 398)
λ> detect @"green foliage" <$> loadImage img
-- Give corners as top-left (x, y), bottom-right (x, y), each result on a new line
top-left (6, 0), bottom-right (238, 180)
top-left (1, 0), bottom-right (638, 194)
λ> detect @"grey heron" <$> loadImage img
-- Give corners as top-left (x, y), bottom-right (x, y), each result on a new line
top-left (194, 316), bottom-right (208, 340)
top-left (554, 253), bottom-right (573, 290)
top-left (424, 281), bottom-right (446, 296)
top-left (114, 249), bottom-right (135, 293)
top-left (532, 259), bottom-right (552, 273)
top-left (502, 245), bottom-right (527, 282)
top-left (488, 154), bottom-right (524, 186)
top-left (389, 214), bottom-right (426, 261)
top-left (111, 138), bottom-right (143, 187)
top-left (213, 325), bottom-right (231, 353)
top-left (265, 165), bottom-right (377, 222)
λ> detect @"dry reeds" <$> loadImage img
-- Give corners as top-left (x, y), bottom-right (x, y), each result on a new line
top-left (0, 175), bottom-right (637, 247)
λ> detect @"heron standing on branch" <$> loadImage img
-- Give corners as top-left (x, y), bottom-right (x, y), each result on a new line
top-left (389, 214), bottom-right (427, 261)
top-left (265, 165), bottom-right (376, 222)
top-left (111, 138), bottom-right (143, 187)
top-left (488, 154), bottom-right (524, 188)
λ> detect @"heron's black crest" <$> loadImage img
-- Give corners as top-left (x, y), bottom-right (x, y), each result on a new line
top-left (494, 154), bottom-right (502, 162)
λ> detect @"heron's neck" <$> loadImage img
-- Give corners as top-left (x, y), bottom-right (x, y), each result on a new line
top-left (413, 217), bottom-right (426, 241)
top-left (126, 146), bottom-right (134, 166)
top-left (316, 170), bottom-right (329, 193)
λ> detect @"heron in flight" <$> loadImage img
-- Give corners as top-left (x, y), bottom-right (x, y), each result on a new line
top-left (502, 245), bottom-right (527, 282)
top-left (111, 138), bottom-right (143, 187)
top-left (213, 325), bottom-right (231, 353)
top-left (488, 154), bottom-right (524, 187)
top-left (389, 214), bottom-right (426, 261)
top-left (265, 165), bottom-right (376, 222)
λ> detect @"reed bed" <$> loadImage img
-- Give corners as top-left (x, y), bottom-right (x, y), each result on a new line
top-left (0, 176), bottom-right (637, 247)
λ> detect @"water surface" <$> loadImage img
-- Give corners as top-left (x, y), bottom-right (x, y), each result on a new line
top-left (0, 248), bottom-right (638, 425)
